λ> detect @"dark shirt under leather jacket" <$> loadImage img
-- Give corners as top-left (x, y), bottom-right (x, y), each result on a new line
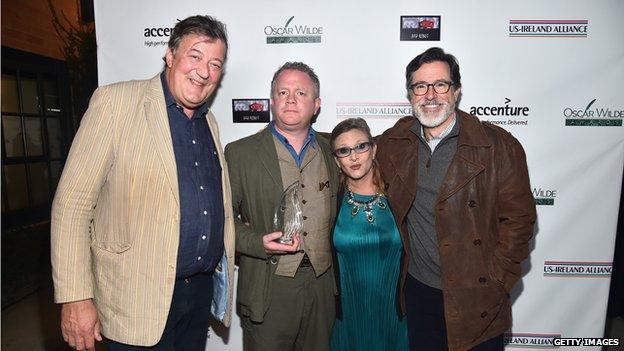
top-left (161, 73), bottom-right (224, 279)
top-left (376, 109), bottom-right (537, 351)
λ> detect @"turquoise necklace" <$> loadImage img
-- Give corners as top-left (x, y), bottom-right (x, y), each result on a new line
top-left (346, 188), bottom-right (387, 223)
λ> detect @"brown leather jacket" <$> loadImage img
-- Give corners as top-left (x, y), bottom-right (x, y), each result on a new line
top-left (377, 110), bottom-right (536, 351)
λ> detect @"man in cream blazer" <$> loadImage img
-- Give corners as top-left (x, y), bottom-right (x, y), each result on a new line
top-left (51, 16), bottom-right (234, 351)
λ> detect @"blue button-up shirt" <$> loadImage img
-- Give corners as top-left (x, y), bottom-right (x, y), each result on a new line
top-left (161, 73), bottom-right (224, 278)
top-left (269, 121), bottom-right (317, 167)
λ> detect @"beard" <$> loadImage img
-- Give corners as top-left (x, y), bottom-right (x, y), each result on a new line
top-left (412, 98), bottom-right (456, 128)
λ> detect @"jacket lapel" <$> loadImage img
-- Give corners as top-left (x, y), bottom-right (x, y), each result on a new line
top-left (318, 135), bottom-right (340, 222)
top-left (437, 111), bottom-right (491, 202)
top-left (257, 128), bottom-right (282, 187)
top-left (387, 121), bottom-right (420, 204)
top-left (144, 74), bottom-right (179, 205)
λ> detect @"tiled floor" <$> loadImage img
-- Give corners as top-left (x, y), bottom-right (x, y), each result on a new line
top-left (2, 287), bottom-right (623, 350)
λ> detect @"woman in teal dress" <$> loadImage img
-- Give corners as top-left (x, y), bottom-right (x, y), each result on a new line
top-left (329, 118), bottom-right (409, 351)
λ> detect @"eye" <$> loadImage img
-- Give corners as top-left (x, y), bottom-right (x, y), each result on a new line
top-left (210, 62), bottom-right (222, 70)
top-left (355, 142), bottom-right (368, 151)
top-left (278, 90), bottom-right (288, 96)
top-left (335, 147), bottom-right (350, 157)
top-left (296, 91), bottom-right (306, 96)
top-left (415, 83), bottom-right (427, 90)
top-left (434, 81), bottom-right (449, 89)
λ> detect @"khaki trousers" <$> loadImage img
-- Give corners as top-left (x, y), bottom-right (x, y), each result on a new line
top-left (242, 266), bottom-right (335, 351)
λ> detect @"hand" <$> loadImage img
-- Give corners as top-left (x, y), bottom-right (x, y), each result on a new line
top-left (61, 299), bottom-right (102, 351)
top-left (263, 231), bottom-right (301, 254)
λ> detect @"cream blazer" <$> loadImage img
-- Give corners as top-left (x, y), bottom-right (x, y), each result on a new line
top-left (51, 74), bottom-right (235, 346)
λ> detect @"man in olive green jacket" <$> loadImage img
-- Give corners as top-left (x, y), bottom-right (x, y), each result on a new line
top-left (225, 62), bottom-right (339, 351)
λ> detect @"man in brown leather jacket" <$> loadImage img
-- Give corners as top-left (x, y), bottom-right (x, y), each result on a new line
top-left (377, 47), bottom-right (536, 351)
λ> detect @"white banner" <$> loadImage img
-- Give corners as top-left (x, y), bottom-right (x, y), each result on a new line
top-left (94, 1), bottom-right (624, 349)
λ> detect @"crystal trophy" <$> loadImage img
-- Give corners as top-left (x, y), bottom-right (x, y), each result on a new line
top-left (273, 181), bottom-right (303, 245)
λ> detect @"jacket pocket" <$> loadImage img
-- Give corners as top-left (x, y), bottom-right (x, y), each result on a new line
top-left (92, 241), bottom-right (131, 253)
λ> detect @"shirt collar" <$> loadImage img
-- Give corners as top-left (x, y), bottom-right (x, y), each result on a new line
top-left (268, 121), bottom-right (317, 148)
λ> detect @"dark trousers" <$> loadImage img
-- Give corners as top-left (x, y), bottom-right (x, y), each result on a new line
top-left (108, 272), bottom-right (213, 351)
top-left (404, 274), bottom-right (504, 351)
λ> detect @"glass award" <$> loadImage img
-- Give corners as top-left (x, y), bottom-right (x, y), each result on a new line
top-left (273, 181), bottom-right (303, 245)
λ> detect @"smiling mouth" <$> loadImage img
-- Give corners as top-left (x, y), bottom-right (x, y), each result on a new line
top-left (350, 164), bottom-right (361, 170)
top-left (188, 77), bottom-right (207, 86)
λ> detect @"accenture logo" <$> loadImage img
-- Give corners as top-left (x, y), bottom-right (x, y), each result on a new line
top-left (469, 98), bottom-right (530, 126)
top-left (508, 19), bottom-right (588, 38)
top-left (264, 16), bottom-right (323, 44)
top-left (143, 25), bottom-right (174, 48)
top-left (336, 102), bottom-right (412, 120)
top-left (543, 261), bottom-right (612, 277)
top-left (564, 99), bottom-right (623, 126)
top-left (504, 333), bottom-right (561, 348)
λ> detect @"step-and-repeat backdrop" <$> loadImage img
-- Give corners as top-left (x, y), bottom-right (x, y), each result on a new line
top-left (94, 1), bottom-right (623, 349)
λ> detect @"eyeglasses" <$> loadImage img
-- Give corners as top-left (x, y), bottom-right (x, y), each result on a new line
top-left (409, 80), bottom-right (454, 96)
top-left (333, 142), bottom-right (372, 158)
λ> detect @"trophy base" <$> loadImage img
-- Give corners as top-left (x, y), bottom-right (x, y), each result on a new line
top-left (277, 237), bottom-right (293, 245)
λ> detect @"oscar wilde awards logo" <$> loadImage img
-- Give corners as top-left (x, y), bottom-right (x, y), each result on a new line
top-left (143, 24), bottom-right (174, 48)
top-left (469, 98), bottom-right (530, 126)
top-left (264, 16), bottom-right (323, 44)
top-left (508, 19), bottom-right (588, 38)
top-left (533, 187), bottom-right (557, 206)
top-left (564, 99), bottom-right (623, 126)
top-left (504, 333), bottom-right (561, 348)
top-left (543, 261), bottom-right (612, 277)
top-left (336, 102), bottom-right (412, 120)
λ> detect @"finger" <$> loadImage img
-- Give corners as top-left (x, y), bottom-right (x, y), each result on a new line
top-left (263, 231), bottom-right (283, 241)
top-left (291, 234), bottom-right (301, 250)
top-left (84, 334), bottom-right (96, 350)
top-left (94, 321), bottom-right (103, 341)
top-left (74, 336), bottom-right (86, 351)
top-left (65, 330), bottom-right (77, 349)
top-left (266, 242), bottom-right (299, 253)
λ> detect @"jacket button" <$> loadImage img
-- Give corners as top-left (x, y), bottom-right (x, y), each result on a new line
top-left (480, 311), bottom-right (488, 318)
top-left (473, 239), bottom-right (482, 246)
top-left (269, 257), bottom-right (277, 265)
top-left (303, 216), bottom-right (307, 220)
top-left (303, 231), bottom-right (308, 236)
top-left (479, 277), bottom-right (487, 283)
top-left (468, 200), bottom-right (477, 208)
top-left (302, 199), bottom-right (307, 204)
top-left (301, 183), bottom-right (305, 188)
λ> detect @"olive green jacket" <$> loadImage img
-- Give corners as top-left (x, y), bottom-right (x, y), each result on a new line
top-left (225, 127), bottom-right (339, 322)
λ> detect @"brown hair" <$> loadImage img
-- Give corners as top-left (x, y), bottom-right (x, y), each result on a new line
top-left (330, 118), bottom-right (385, 194)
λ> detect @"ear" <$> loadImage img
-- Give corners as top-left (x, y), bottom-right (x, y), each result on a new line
top-left (371, 143), bottom-right (378, 159)
top-left (314, 97), bottom-right (321, 115)
top-left (165, 48), bottom-right (174, 68)
top-left (453, 86), bottom-right (462, 101)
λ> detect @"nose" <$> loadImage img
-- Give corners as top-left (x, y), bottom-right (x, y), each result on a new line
top-left (195, 63), bottom-right (210, 81)
top-left (349, 151), bottom-right (359, 161)
top-left (424, 84), bottom-right (437, 100)
top-left (286, 92), bottom-right (296, 104)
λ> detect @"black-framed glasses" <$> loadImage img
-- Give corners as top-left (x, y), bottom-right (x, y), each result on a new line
top-left (333, 142), bottom-right (372, 158)
top-left (409, 80), bottom-right (454, 96)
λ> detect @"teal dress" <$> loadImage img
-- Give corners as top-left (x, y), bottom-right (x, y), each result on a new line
top-left (330, 192), bottom-right (409, 351)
